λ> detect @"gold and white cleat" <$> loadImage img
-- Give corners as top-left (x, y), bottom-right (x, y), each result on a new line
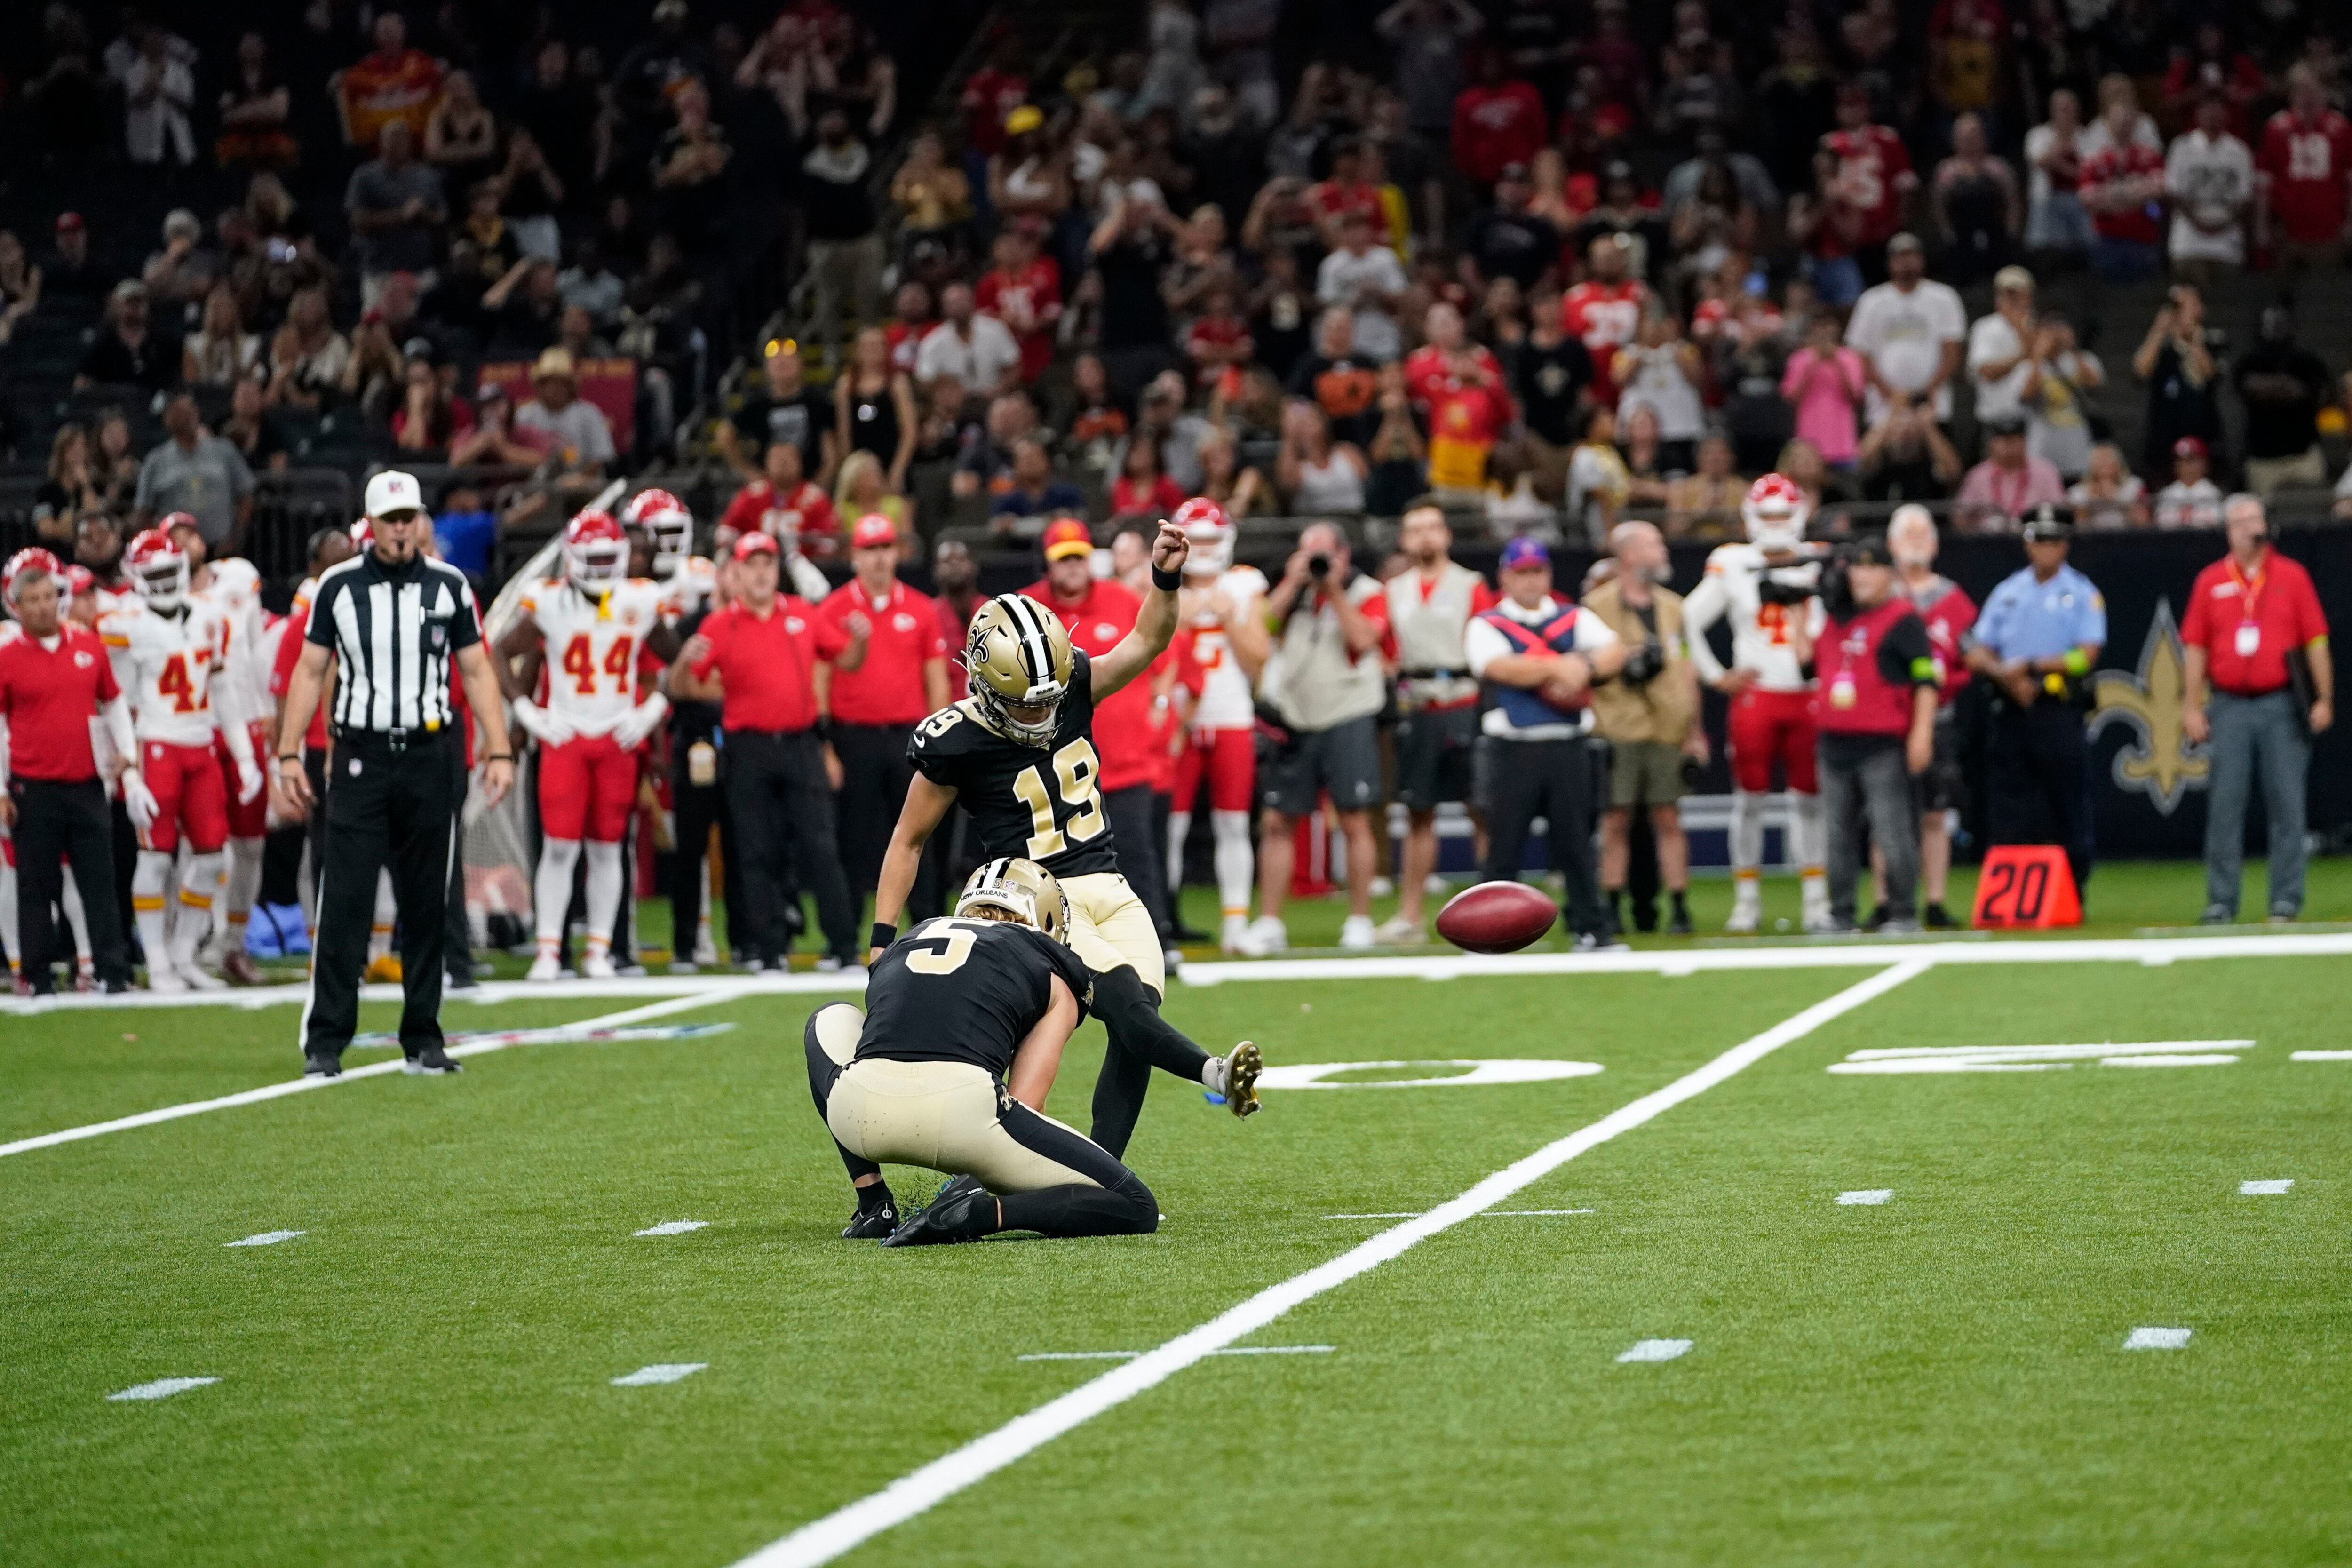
top-left (1222, 1041), bottom-right (1262, 1119)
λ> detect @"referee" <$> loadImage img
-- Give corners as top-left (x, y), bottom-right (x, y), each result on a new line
top-left (273, 472), bottom-right (514, 1076)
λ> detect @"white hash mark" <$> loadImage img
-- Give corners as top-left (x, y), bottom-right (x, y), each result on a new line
top-left (2123, 1327), bottom-right (2192, 1351)
top-left (612, 1363), bottom-right (707, 1385)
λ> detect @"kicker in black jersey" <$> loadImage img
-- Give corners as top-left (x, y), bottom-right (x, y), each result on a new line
top-left (855, 916), bottom-right (1095, 1076)
top-left (904, 647), bottom-right (1123, 879)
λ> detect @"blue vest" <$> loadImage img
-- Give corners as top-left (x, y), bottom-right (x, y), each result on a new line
top-left (1477, 604), bottom-right (1591, 731)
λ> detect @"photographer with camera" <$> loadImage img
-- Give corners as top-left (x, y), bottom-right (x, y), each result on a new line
top-left (1242, 521), bottom-right (1395, 955)
top-left (1797, 534), bottom-right (1941, 934)
top-left (1583, 521), bottom-right (1707, 937)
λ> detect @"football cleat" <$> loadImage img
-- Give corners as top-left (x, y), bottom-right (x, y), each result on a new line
top-left (525, 952), bottom-right (563, 982)
top-left (580, 949), bottom-right (616, 980)
top-left (881, 1177), bottom-right (996, 1247)
top-left (1221, 1041), bottom-right (1263, 1119)
top-left (302, 1051), bottom-right (343, 1078)
top-left (1726, 881), bottom-right (1761, 934)
top-left (147, 966), bottom-right (188, 995)
top-left (402, 1044), bottom-right (462, 1075)
top-left (841, 1199), bottom-right (901, 1240)
top-left (365, 954), bottom-right (404, 984)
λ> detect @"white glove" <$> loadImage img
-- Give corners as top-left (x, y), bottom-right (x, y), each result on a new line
top-left (612, 693), bottom-right (670, 751)
top-left (121, 769), bottom-right (159, 831)
top-left (235, 758), bottom-right (265, 804)
top-left (511, 697), bottom-right (575, 748)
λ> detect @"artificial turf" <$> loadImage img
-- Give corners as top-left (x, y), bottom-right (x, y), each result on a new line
top-left (4, 921), bottom-right (2347, 1564)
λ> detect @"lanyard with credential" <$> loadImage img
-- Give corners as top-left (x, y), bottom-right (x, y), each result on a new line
top-left (2224, 554), bottom-right (2266, 659)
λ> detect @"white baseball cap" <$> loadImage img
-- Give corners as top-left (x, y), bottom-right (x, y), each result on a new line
top-left (364, 470), bottom-right (426, 519)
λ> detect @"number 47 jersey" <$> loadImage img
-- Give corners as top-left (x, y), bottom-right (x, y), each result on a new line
top-left (907, 648), bottom-right (1122, 880)
top-left (521, 577), bottom-right (666, 734)
top-left (99, 597), bottom-right (237, 747)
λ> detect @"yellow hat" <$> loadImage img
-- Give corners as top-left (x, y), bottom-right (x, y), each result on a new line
top-left (1004, 104), bottom-right (1044, 136)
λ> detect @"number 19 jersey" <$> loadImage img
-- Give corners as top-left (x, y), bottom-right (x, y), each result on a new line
top-left (521, 577), bottom-right (666, 732)
top-left (907, 648), bottom-right (1122, 879)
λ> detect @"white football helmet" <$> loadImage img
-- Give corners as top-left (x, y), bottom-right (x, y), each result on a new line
top-left (623, 487), bottom-right (694, 578)
top-left (1172, 495), bottom-right (1232, 578)
top-left (562, 509), bottom-right (631, 594)
top-left (124, 528), bottom-right (189, 612)
top-left (1740, 473), bottom-right (1812, 554)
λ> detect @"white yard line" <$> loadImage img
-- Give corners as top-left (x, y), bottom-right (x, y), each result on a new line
top-left (725, 957), bottom-right (1935, 1568)
top-left (0, 985), bottom-right (757, 1162)
top-left (7, 929), bottom-right (2351, 1019)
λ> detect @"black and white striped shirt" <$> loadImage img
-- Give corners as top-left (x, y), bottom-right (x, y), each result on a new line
top-left (303, 552), bottom-right (482, 735)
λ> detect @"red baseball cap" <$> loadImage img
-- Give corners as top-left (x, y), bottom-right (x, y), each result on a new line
top-left (850, 513), bottom-right (898, 549)
top-left (2172, 436), bottom-right (2208, 460)
top-left (55, 212), bottom-right (84, 234)
top-left (732, 530), bottom-right (781, 561)
top-left (1042, 517), bottom-right (1093, 561)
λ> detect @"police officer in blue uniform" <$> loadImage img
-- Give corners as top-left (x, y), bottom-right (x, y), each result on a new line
top-left (1964, 505), bottom-right (2106, 890)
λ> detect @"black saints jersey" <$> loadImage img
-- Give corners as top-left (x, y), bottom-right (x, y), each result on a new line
top-left (855, 917), bottom-right (1095, 1076)
top-left (905, 649), bottom-right (1122, 878)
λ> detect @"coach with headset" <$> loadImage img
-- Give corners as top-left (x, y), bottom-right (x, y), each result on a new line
top-left (273, 471), bottom-right (515, 1078)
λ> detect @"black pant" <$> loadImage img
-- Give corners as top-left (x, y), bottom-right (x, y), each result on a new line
top-left (306, 731), bottom-right (461, 1058)
top-left (833, 722), bottom-right (945, 921)
top-left (669, 738), bottom-right (741, 963)
top-left (723, 728), bottom-right (857, 963)
top-left (1988, 699), bottom-right (2095, 889)
top-left (10, 777), bottom-right (130, 990)
top-left (302, 749), bottom-right (328, 908)
top-left (443, 744), bottom-right (473, 982)
top-left (1104, 783), bottom-right (1173, 939)
top-left (1480, 734), bottom-right (1606, 939)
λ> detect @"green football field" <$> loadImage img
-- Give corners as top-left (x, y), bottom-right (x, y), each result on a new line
top-left (4, 872), bottom-right (2350, 1565)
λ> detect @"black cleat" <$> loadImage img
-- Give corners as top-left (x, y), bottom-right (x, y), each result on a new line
top-left (1923, 901), bottom-right (1956, 930)
top-left (402, 1044), bottom-right (462, 1075)
top-left (302, 1051), bottom-right (343, 1078)
top-left (881, 1179), bottom-right (997, 1247)
top-left (841, 1200), bottom-right (901, 1239)
top-left (1667, 905), bottom-right (1694, 936)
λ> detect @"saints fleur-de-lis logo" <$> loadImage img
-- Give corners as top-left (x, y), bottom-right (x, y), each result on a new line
top-left (2089, 599), bottom-right (2208, 815)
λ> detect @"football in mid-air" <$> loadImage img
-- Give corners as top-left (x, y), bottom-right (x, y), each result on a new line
top-left (1434, 881), bottom-right (1560, 954)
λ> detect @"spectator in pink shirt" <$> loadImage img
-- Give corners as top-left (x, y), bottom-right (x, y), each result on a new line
top-left (1955, 414), bottom-right (2066, 529)
top-left (1779, 314), bottom-right (1869, 469)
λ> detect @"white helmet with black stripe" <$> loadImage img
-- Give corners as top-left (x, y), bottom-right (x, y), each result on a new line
top-left (963, 593), bottom-right (1074, 748)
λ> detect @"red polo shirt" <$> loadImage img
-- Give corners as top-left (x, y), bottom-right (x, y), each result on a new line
top-left (690, 595), bottom-right (847, 733)
top-left (817, 579), bottom-right (949, 726)
top-left (2180, 549), bottom-right (2328, 697)
top-left (270, 592), bottom-right (330, 751)
top-left (937, 594), bottom-right (977, 699)
top-left (0, 624), bottom-right (120, 781)
top-left (1021, 578), bottom-right (1161, 793)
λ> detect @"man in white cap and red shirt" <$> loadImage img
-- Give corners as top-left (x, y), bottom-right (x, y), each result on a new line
top-left (273, 470), bottom-right (516, 1078)
top-left (813, 513), bottom-right (954, 916)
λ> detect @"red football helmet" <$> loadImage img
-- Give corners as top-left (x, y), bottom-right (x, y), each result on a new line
top-left (1740, 473), bottom-right (1812, 552)
top-left (563, 509), bottom-right (631, 592)
top-left (349, 516), bottom-right (375, 551)
top-left (2, 547), bottom-right (64, 609)
top-left (64, 564), bottom-right (95, 597)
top-left (125, 528), bottom-right (190, 611)
top-left (1171, 495), bottom-right (1232, 577)
top-left (622, 487), bottom-right (694, 575)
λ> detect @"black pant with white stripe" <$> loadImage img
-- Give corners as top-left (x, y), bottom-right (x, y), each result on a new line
top-left (304, 730), bottom-right (461, 1060)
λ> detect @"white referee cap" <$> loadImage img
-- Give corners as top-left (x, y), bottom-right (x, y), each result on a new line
top-left (364, 470), bottom-right (426, 519)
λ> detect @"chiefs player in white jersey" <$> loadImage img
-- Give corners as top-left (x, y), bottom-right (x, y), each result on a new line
top-left (99, 529), bottom-right (264, 990)
top-left (1164, 498), bottom-right (1270, 954)
top-left (197, 551), bottom-right (273, 983)
top-left (1681, 474), bottom-right (1832, 934)
top-left (496, 510), bottom-right (680, 979)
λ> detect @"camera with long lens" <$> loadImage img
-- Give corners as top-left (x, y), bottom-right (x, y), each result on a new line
top-left (1619, 636), bottom-right (1665, 686)
top-left (1306, 553), bottom-right (1332, 580)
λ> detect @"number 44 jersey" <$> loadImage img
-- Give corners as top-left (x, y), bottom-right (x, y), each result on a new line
top-left (907, 648), bottom-right (1122, 880)
top-left (520, 576), bottom-right (667, 733)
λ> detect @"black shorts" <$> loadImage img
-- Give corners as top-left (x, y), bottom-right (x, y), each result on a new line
top-left (1915, 710), bottom-right (1963, 813)
top-left (1263, 714), bottom-right (1383, 817)
top-left (1392, 703), bottom-right (1479, 812)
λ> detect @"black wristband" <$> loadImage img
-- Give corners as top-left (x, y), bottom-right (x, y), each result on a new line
top-left (869, 921), bottom-right (896, 952)
top-left (277, 753), bottom-right (301, 763)
top-left (483, 753), bottom-right (513, 764)
top-left (814, 716), bottom-right (835, 742)
top-left (1152, 565), bottom-right (1182, 592)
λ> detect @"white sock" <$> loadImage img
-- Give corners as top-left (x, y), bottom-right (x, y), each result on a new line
top-left (171, 851), bottom-right (223, 970)
top-left (368, 869), bottom-right (397, 963)
top-left (223, 836), bottom-right (264, 947)
top-left (1790, 791), bottom-right (1826, 883)
top-left (60, 864), bottom-right (90, 968)
top-left (1211, 810), bottom-right (1254, 919)
top-left (1729, 790), bottom-right (1765, 879)
top-left (534, 837), bottom-right (583, 954)
top-left (134, 850), bottom-right (174, 973)
top-left (1201, 1051), bottom-right (1227, 1094)
top-left (582, 839), bottom-right (624, 950)
top-left (1165, 810), bottom-right (1192, 903)
top-left (695, 859), bottom-right (715, 961)
top-left (0, 852), bottom-right (16, 976)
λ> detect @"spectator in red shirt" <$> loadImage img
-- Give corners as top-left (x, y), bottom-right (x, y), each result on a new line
top-left (974, 228), bottom-right (1061, 385)
top-left (1451, 48), bottom-right (1548, 190)
top-left (670, 531), bottom-right (861, 968)
top-left (1561, 234), bottom-right (1650, 408)
top-left (1305, 138), bottom-right (1387, 247)
top-left (959, 36), bottom-right (1028, 168)
top-left (2256, 65), bottom-right (2352, 271)
top-left (719, 439), bottom-right (841, 559)
top-left (1821, 81), bottom-right (1917, 282)
top-left (1111, 430), bottom-right (1186, 520)
top-left (2161, 22), bottom-right (2267, 137)
top-left (2080, 85), bottom-right (2167, 280)
top-left (2179, 494), bottom-right (2334, 923)
top-left (1182, 276), bottom-right (1255, 393)
top-left (0, 553), bottom-right (137, 990)
top-left (1021, 518), bottom-right (1177, 938)
top-left (817, 513), bottom-right (953, 911)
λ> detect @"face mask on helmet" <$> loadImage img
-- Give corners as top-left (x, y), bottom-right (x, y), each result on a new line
top-left (563, 511), bottom-right (631, 593)
top-left (1172, 497), bottom-right (1232, 576)
top-left (1742, 477), bottom-right (1812, 553)
top-left (966, 595), bottom-right (1071, 747)
top-left (625, 489), bottom-right (693, 574)
top-left (126, 532), bottom-right (188, 611)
